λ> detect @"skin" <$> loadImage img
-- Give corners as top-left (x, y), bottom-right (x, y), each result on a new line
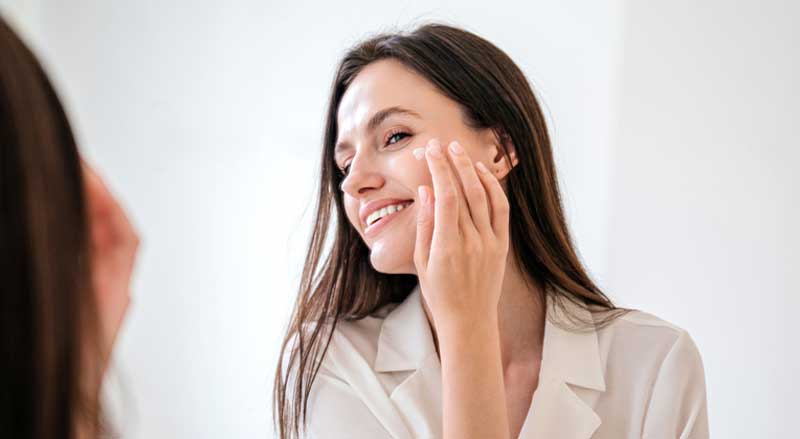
top-left (78, 161), bottom-right (139, 439)
top-left (335, 59), bottom-right (546, 439)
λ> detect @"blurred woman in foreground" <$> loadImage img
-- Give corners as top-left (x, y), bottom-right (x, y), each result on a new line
top-left (0, 15), bottom-right (139, 439)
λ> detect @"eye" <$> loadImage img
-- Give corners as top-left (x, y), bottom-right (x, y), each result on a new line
top-left (385, 130), bottom-right (411, 146)
top-left (337, 130), bottom-right (411, 177)
top-left (336, 160), bottom-right (352, 177)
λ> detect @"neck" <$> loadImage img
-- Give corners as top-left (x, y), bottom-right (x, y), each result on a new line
top-left (421, 251), bottom-right (546, 371)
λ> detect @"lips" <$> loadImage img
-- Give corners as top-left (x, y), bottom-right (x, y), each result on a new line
top-left (363, 200), bottom-right (414, 239)
top-left (359, 198), bottom-right (415, 229)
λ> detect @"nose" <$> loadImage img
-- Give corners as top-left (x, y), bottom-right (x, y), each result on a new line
top-left (339, 150), bottom-right (384, 197)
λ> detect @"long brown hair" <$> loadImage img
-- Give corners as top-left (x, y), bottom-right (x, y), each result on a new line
top-left (273, 23), bottom-right (628, 439)
top-left (0, 16), bottom-right (102, 439)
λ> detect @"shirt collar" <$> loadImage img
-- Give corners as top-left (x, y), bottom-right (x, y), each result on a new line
top-left (373, 283), bottom-right (605, 392)
top-left (374, 284), bottom-right (435, 372)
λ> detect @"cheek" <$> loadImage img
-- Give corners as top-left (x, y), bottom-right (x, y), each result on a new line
top-left (387, 149), bottom-right (433, 188)
top-left (344, 196), bottom-right (361, 229)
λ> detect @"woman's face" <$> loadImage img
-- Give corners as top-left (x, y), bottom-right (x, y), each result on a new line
top-left (335, 59), bottom-right (510, 274)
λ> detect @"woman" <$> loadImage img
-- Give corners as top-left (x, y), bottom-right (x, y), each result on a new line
top-left (274, 23), bottom-right (708, 438)
top-left (0, 16), bottom-right (139, 439)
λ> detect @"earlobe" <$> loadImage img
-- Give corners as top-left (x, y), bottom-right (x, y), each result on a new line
top-left (490, 141), bottom-right (518, 179)
top-left (501, 132), bottom-right (518, 166)
top-left (481, 128), bottom-right (518, 178)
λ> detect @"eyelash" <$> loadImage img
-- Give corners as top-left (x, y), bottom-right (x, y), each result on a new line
top-left (338, 130), bottom-right (411, 176)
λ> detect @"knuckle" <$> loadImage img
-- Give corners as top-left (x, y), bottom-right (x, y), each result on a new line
top-left (433, 161), bottom-right (451, 174)
top-left (439, 188), bottom-right (457, 205)
top-left (437, 245), bottom-right (457, 259)
top-left (495, 198), bottom-right (510, 214)
top-left (465, 183), bottom-right (484, 200)
top-left (464, 239), bottom-right (483, 255)
top-left (416, 209), bottom-right (430, 224)
top-left (488, 241), bottom-right (507, 257)
top-left (455, 155), bottom-right (472, 168)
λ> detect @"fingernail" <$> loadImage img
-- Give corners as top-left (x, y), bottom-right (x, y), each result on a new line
top-left (476, 161), bottom-right (489, 174)
top-left (448, 141), bottom-right (464, 155)
top-left (413, 147), bottom-right (426, 160)
top-left (418, 186), bottom-right (428, 203)
top-left (428, 139), bottom-right (442, 158)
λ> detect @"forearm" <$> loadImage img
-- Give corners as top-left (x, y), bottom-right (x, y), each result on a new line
top-left (437, 316), bottom-right (510, 439)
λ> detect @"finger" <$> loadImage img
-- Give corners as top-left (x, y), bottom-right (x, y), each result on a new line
top-left (81, 159), bottom-right (139, 251)
top-left (443, 142), bottom-right (476, 239)
top-left (82, 160), bottom-right (117, 250)
top-left (446, 140), bottom-right (491, 235)
top-left (82, 159), bottom-right (119, 223)
top-left (425, 138), bottom-right (459, 244)
top-left (414, 185), bottom-right (434, 270)
top-left (475, 158), bottom-right (510, 240)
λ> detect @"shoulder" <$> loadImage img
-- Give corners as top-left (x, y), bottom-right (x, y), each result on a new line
top-left (593, 308), bottom-right (707, 408)
top-left (590, 307), bottom-right (707, 402)
top-left (590, 308), bottom-right (709, 436)
top-left (598, 309), bottom-right (709, 437)
top-left (595, 308), bottom-right (704, 368)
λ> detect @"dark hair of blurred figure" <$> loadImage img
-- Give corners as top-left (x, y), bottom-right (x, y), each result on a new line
top-left (0, 15), bottom-right (121, 439)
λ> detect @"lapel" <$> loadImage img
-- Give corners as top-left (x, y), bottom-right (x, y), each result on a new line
top-left (518, 295), bottom-right (605, 438)
top-left (374, 284), bottom-right (442, 438)
top-left (373, 284), bottom-right (606, 439)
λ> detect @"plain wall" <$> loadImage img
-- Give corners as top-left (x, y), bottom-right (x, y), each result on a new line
top-left (607, 1), bottom-right (799, 437)
top-left (0, 0), bottom-right (796, 437)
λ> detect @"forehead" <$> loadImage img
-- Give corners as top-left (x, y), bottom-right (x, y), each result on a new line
top-left (336, 59), bottom-right (448, 145)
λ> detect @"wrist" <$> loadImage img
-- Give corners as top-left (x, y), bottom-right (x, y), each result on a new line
top-left (435, 314), bottom-right (500, 344)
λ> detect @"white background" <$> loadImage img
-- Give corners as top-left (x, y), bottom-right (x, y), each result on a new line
top-left (1, 0), bottom-right (797, 437)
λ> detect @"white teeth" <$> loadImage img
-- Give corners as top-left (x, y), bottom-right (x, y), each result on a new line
top-left (366, 202), bottom-right (412, 227)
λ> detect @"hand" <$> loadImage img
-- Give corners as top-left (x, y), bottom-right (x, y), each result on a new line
top-left (82, 160), bottom-right (139, 365)
top-left (414, 138), bottom-right (511, 329)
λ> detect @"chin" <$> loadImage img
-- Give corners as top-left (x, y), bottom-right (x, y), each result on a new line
top-left (368, 241), bottom-right (415, 274)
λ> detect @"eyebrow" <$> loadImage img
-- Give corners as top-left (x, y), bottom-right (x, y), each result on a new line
top-left (334, 106), bottom-right (421, 157)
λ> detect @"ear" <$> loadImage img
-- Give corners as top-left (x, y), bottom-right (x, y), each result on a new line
top-left (489, 129), bottom-right (518, 179)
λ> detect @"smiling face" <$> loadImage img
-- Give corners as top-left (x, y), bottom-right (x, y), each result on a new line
top-left (335, 59), bottom-right (511, 274)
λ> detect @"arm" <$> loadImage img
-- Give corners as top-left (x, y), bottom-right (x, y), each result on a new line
top-left (414, 138), bottom-right (513, 439)
top-left (642, 330), bottom-right (709, 439)
top-left (438, 316), bottom-right (509, 439)
top-left (78, 161), bottom-right (139, 439)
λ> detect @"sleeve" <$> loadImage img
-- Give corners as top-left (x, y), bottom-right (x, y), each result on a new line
top-left (642, 330), bottom-right (710, 439)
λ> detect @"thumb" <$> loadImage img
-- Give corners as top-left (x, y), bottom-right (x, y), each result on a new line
top-left (414, 185), bottom-right (434, 270)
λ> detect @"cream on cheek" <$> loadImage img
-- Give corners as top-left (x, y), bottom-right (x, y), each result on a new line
top-left (387, 144), bottom-right (432, 190)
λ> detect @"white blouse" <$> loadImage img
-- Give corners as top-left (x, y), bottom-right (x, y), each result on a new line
top-left (295, 284), bottom-right (709, 438)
